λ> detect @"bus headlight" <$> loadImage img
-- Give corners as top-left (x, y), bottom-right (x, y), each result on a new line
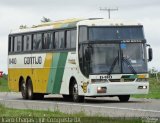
top-left (136, 78), bottom-right (148, 82)
top-left (97, 87), bottom-right (107, 93)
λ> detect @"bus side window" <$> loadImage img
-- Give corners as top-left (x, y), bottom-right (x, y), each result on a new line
top-left (43, 33), bottom-right (53, 49)
top-left (66, 30), bottom-right (76, 49)
top-left (19, 36), bottom-right (22, 52)
top-left (24, 35), bottom-right (32, 51)
top-left (33, 34), bottom-right (42, 51)
top-left (9, 36), bottom-right (14, 52)
top-left (54, 31), bottom-right (65, 49)
top-left (17, 36), bottom-right (22, 52)
top-left (71, 30), bottom-right (76, 48)
top-left (59, 31), bottom-right (65, 49)
top-left (54, 32), bottom-right (59, 49)
top-left (66, 31), bottom-right (71, 48)
top-left (14, 36), bottom-right (17, 52)
top-left (14, 36), bottom-right (22, 52)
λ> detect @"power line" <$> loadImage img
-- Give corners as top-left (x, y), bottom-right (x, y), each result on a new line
top-left (100, 7), bottom-right (118, 19)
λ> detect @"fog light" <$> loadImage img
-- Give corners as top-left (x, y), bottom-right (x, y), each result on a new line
top-left (138, 86), bottom-right (147, 89)
top-left (97, 87), bottom-right (107, 93)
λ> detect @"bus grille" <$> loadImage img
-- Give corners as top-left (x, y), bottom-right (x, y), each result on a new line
top-left (109, 79), bottom-right (135, 82)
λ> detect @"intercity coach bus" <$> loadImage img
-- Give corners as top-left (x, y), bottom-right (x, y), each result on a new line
top-left (8, 18), bottom-right (152, 102)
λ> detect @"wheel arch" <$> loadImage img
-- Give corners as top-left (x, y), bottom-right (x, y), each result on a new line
top-left (69, 76), bottom-right (77, 95)
top-left (26, 76), bottom-right (32, 87)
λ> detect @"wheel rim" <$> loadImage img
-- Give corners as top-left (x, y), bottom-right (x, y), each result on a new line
top-left (28, 85), bottom-right (32, 97)
top-left (21, 83), bottom-right (26, 97)
top-left (73, 83), bottom-right (78, 100)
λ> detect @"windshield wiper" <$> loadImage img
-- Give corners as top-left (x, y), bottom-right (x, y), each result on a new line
top-left (108, 56), bottom-right (137, 75)
top-left (122, 57), bottom-right (137, 74)
top-left (108, 56), bottom-right (119, 75)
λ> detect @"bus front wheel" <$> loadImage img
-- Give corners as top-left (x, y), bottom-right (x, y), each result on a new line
top-left (71, 80), bottom-right (84, 102)
top-left (118, 95), bottom-right (130, 102)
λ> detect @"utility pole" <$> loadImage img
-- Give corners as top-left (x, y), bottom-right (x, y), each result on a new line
top-left (100, 7), bottom-right (118, 19)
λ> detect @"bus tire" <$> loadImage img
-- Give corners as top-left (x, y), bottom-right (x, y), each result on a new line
top-left (118, 95), bottom-right (130, 102)
top-left (27, 79), bottom-right (35, 100)
top-left (20, 80), bottom-right (28, 99)
top-left (27, 79), bottom-right (44, 100)
top-left (71, 80), bottom-right (84, 102)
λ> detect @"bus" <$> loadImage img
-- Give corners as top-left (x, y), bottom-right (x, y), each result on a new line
top-left (8, 18), bottom-right (152, 102)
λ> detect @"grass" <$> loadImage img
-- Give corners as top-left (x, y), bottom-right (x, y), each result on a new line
top-left (0, 104), bottom-right (143, 123)
top-left (0, 75), bottom-right (10, 92)
top-left (132, 77), bottom-right (160, 99)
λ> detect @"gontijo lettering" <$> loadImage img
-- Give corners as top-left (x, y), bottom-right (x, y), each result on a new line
top-left (24, 56), bottom-right (42, 64)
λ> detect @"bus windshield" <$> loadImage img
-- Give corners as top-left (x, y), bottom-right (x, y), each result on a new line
top-left (79, 43), bottom-right (148, 76)
top-left (89, 26), bottom-right (144, 40)
top-left (89, 43), bottom-right (147, 74)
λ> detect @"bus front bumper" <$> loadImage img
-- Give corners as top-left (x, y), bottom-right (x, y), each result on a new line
top-left (84, 82), bottom-right (149, 96)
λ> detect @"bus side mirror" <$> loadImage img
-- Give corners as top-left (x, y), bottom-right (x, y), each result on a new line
top-left (148, 48), bottom-right (153, 62)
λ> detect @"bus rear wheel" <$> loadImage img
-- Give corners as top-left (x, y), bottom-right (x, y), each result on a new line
top-left (71, 80), bottom-right (84, 102)
top-left (20, 80), bottom-right (28, 99)
top-left (27, 79), bottom-right (44, 100)
top-left (27, 79), bottom-right (34, 100)
top-left (118, 95), bottom-right (130, 102)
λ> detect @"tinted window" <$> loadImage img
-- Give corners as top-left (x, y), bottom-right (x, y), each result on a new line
top-left (23, 35), bottom-right (32, 51)
top-left (43, 33), bottom-right (53, 49)
top-left (66, 31), bottom-right (71, 48)
top-left (14, 37), bottom-right (17, 52)
top-left (9, 36), bottom-right (14, 52)
top-left (79, 26), bottom-right (87, 43)
top-left (14, 36), bottom-right (22, 52)
top-left (71, 30), bottom-right (76, 48)
top-left (55, 32), bottom-right (59, 49)
top-left (54, 31), bottom-right (65, 49)
top-left (89, 26), bottom-right (144, 41)
top-left (67, 30), bottom-right (76, 48)
top-left (59, 31), bottom-right (65, 49)
top-left (33, 34), bottom-right (42, 51)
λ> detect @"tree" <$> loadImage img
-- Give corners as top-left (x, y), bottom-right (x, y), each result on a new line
top-left (41, 17), bottom-right (52, 22)
top-left (149, 67), bottom-right (159, 81)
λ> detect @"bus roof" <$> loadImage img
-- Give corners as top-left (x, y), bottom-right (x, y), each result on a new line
top-left (77, 19), bottom-right (142, 27)
top-left (10, 18), bottom-right (142, 35)
top-left (10, 18), bottom-right (82, 34)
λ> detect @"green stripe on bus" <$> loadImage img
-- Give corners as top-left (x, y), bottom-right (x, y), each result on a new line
top-left (52, 52), bottom-right (68, 93)
top-left (47, 52), bottom-right (68, 93)
top-left (47, 53), bottom-right (59, 93)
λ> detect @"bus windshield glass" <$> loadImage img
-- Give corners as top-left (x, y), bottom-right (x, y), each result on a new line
top-left (89, 43), bottom-right (147, 74)
top-left (80, 43), bottom-right (148, 75)
top-left (89, 26), bottom-right (144, 41)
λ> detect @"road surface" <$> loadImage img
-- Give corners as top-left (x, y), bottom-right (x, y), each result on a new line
top-left (0, 92), bottom-right (160, 117)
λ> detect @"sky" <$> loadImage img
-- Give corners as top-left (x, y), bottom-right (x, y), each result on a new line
top-left (0, 0), bottom-right (160, 73)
